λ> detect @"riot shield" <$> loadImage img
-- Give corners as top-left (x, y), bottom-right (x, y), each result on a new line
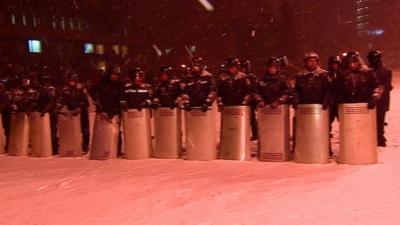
top-left (58, 113), bottom-right (82, 157)
top-left (257, 105), bottom-right (291, 161)
top-left (219, 106), bottom-right (251, 161)
top-left (338, 103), bottom-right (378, 165)
top-left (153, 107), bottom-right (181, 159)
top-left (122, 109), bottom-right (152, 160)
top-left (185, 108), bottom-right (217, 160)
top-left (295, 104), bottom-right (330, 164)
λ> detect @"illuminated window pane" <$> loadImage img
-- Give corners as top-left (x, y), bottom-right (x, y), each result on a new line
top-left (121, 45), bottom-right (129, 57)
top-left (32, 16), bottom-right (37, 27)
top-left (60, 17), bottom-right (65, 29)
top-left (190, 45), bottom-right (196, 53)
top-left (96, 44), bottom-right (104, 54)
top-left (11, 14), bottom-right (16, 25)
top-left (84, 43), bottom-right (94, 54)
top-left (52, 16), bottom-right (57, 28)
top-left (69, 18), bottom-right (74, 29)
top-left (112, 45), bottom-right (120, 55)
top-left (22, 15), bottom-right (27, 26)
top-left (28, 40), bottom-right (42, 53)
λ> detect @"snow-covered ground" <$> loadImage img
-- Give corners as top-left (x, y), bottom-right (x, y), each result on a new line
top-left (0, 71), bottom-right (399, 225)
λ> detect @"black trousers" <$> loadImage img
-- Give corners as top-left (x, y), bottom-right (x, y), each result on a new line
top-left (376, 105), bottom-right (387, 145)
top-left (80, 109), bottom-right (90, 152)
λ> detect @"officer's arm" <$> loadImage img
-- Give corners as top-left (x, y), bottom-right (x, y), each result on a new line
top-left (387, 69), bottom-right (393, 92)
top-left (0, 93), bottom-right (9, 112)
top-left (322, 76), bottom-right (332, 109)
top-left (81, 91), bottom-right (89, 109)
top-left (290, 76), bottom-right (301, 105)
top-left (145, 86), bottom-right (153, 107)
top-left (206, 78), bottom-right (217, 106)
top-left (371, 71), bottom-right (384, 100)
top-left (40, 88), bottom-right (57, 115)
top-left (279, 80), bottom-right (290, 104)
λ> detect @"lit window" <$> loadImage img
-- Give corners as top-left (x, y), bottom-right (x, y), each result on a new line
top-left (52, 16), bottom-right (57, 28)
top-left (97, 61), bottom-right (106, 72)
top-left (32, 16), bottom-right (37, 27)
top-left (11, 14), bottom-right (16, 24)
top-left (84, 43), bottom-right (94, 54)
top-left (370, 29), bottom-right (384, 36)
top-left (69, 18), bottom-right (74, 29)
top-left (96, 44), bottom-right (104, 54)
top-left (112, 45), bottom-right (120, 55)
top-left (22, 15), bottom-right (27, 26)
top-left (60, 17), bottom-right (65, 29)
top-left (190, 45), bottom-right (196, 53)
top-left (121, 45), bottom-right (129, 56)
top-left (28, 40), bottom-right (42, 53)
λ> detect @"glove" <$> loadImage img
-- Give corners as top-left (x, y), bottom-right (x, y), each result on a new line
top-left (55, 103), bottom-right (63, 110)
top-left (184, 103), bottom-right (192, 111)
top-left (71, 108), bottom-right (82, 116)
top-left (278, 96), bottom-right (288, 104)
top-left (201, 104), bottom-right (209, 112)
top-left (242, 95), bottom-right (251, 106)
top-left (59, 106), bottom-right (69, 115)
top-left (182, 97), bottom-right (191, 110)
top-left (141, 101), bottom-right (149, 109)
top-left (152, 99), bottom-right (160, 109)
top-left (291, 96), bottom-right (299, 110)
top-left (152, 102), bottom-right (160, 110)
top-left (271, 101), bottom-right (279, 109)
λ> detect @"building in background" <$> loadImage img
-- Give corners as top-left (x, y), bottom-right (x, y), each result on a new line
top-left (0, 0), bottom-right (398, 80)
top-left (0, 0), bottom-right (132, 81)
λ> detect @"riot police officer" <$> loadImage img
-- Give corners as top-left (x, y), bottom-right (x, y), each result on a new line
top-left (327, 56), bottom-right (342, 137)
top-left (218, 57), bottom-right (254, 107)
top-left (294, 52), bottom-right (331, 108)
top-left (120, 68), bottom-right (153, 159)
top-left (182, 57), bottom-right (218, 160)
top-left (90, 65), bottom-right (125, 119)
top-left (367, 50), bottom-right (392, 147)
top-left (9, 77), bottom-right (37, 114)
top-left (57, 73), bottom-right (89, 152)
top-left (218, 57), bottom-right (254, 161)
top-left (0, 79), bottom-right (10, 153)
top-left (89, 65), bottom-right (125, 160)
top-left (152, 66), bottom-right (182, 109)
top-left (0, 79), bottom-right (10, 119)
top-left (58, 74), bottom-right (88, 115)
top-left (7, 76), bottom-right (37, 156)
top-left (255, 57), bottom-right (291, 161)
top-left (255, 57), bottom-right (289, 108)
top-left (337, 51), bottom-right (382, 108)
top-left (36, 73), bottom-right (58, 154)
top-left (182, 58), bottom-right (217, 111)
top-left (293, 52), bottom-right (331, 163)
top-left (121, 68), bottom-right (152, 111)
top-left (335, 51), bottom-right (383, 164)
top-left (240, 59), bottom-right (258, 141)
